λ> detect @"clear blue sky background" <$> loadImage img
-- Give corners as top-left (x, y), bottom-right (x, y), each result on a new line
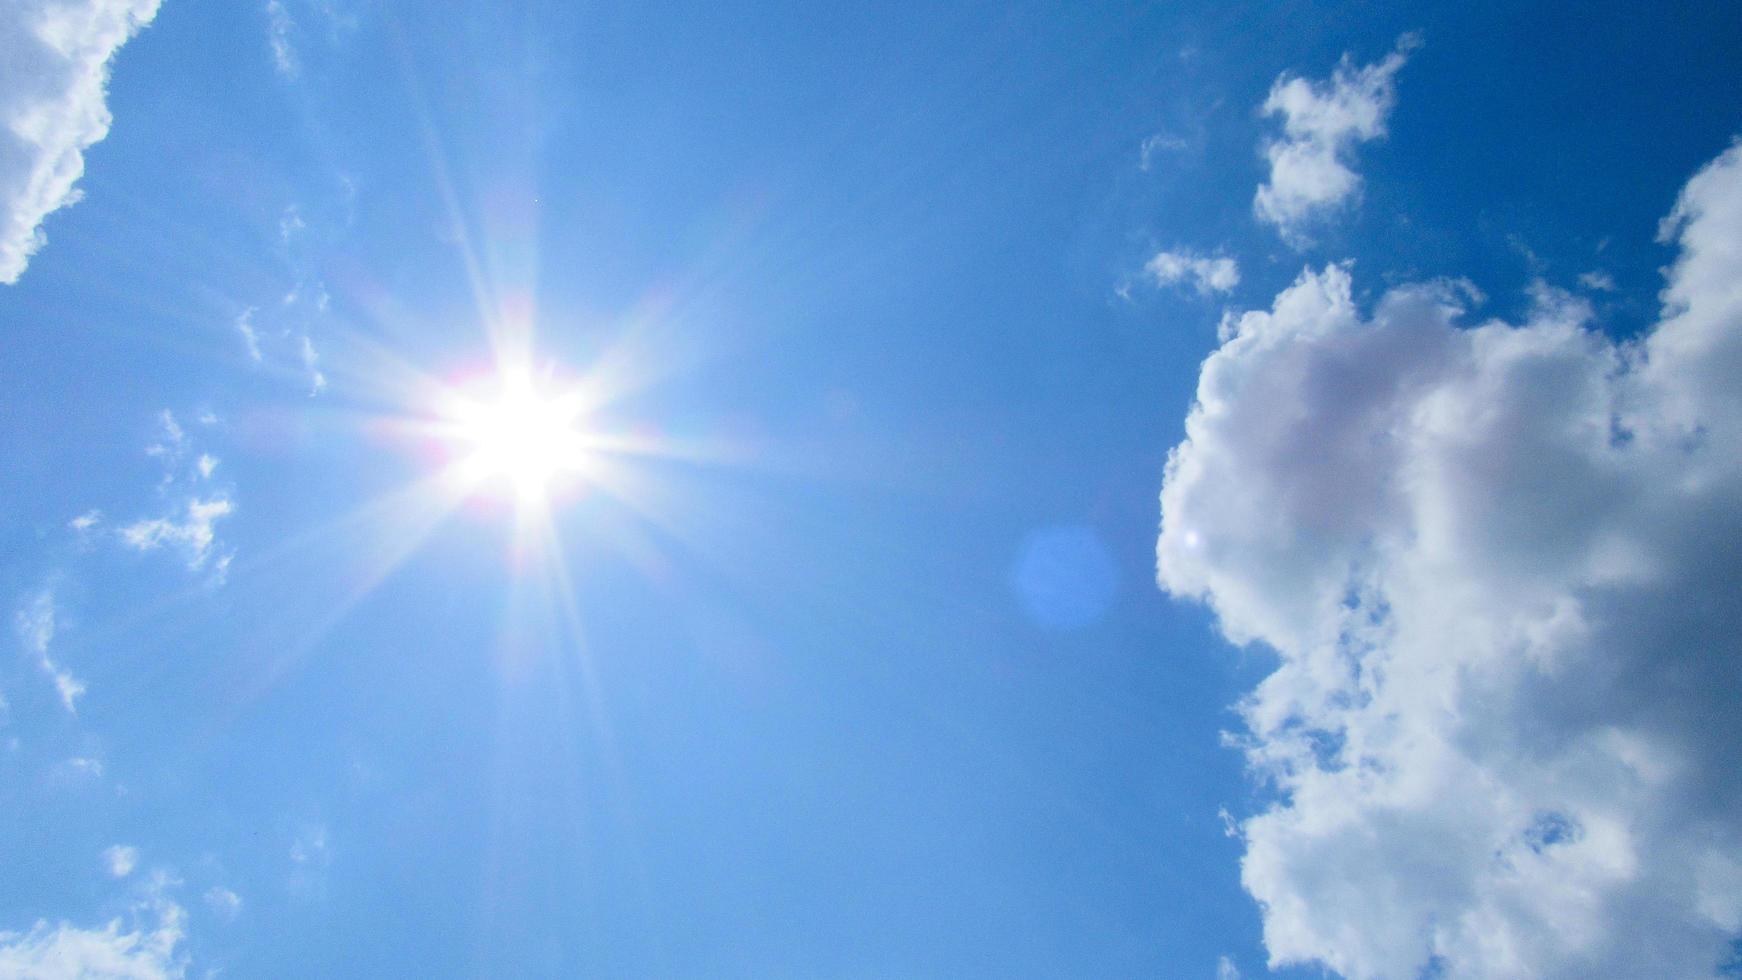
top-left (2, 1), bottom-right (1740, 976)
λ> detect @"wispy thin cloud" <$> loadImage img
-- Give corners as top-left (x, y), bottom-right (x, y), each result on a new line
top-left (265, 0), bottom-right (298, 77)
top-left (114, 410), bottom-right (238, 580)
top-left (144, 410), bottom-right (186, 462)
top-left (103, 845), bottom-right (139, 878)
top-left (119, 497), bottom-right (234, 573)
top-left (203, 886), bottom-right (242, 922)
top-left (63, 756), bottom-right (104, 779)
top-left (1140, 132), bottom-right (1189, 170)
top-left (288, 822), bottom-right (332, 897)
top-left (13, 590), bottom-right (85, 713)
top-left (279, 203), bottom-right (306, 244)
top-left (235, 308), bottom-right (264, 363)
top-left (300, 334), bottom-right (327, 395)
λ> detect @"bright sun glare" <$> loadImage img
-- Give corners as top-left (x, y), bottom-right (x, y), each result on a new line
top-left (441, 369), bottom-right (596, 502)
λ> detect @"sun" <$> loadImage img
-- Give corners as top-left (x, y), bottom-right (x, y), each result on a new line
top-left (438, 367), bottom-right (597, 502)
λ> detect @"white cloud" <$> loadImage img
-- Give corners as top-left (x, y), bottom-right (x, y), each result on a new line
top-left (1158, 141), bottom-right (1742, 978)
top-left (104, 844), bottom-right (139, 878)
top-left (1215, 955), bottom-right (1242, 980)
top-left (263, 1), bottom-right (358, 82)
top-left (290, 823), bottom-right (328, 867)
top-left (1579, 269), bottom-right (1617, 292)
top-left (68, 509), bottom-right (101, 533)
top-left (143, 409), bottom-right (185, 462)
top-left (288, 822), bottom-right (330, 897)
top-left (283, 277), bottom-right (330, 313)
top-left (14, 590), bottom-right (84, 713)
top-left (1254, 35), bottom-right (1418, 242)
top-left (118, 497), bottom-right (233, 573)
top-left (63, 755), bottom-right (104, 778)
top-left (265, 0), bottom-right (297, 78)
top-left (1140, 132), bottom-right (1189, 170)
top-left (234, 308), bottom-right (263, 363)
top-left (115, 410), bottom-right (237, 580)
top-left (0, 890), bottom-right (186, 979)
top-left (0, 0), bottom-right (160, 284)
top-left (278, 203), bottom-right (305, 243)
top-left (201, 886), bottom-right (241, 922)
top-left (1146, 249), bottom-right (1240, 295)
top-left (299, 333), bottom-right (326, 395)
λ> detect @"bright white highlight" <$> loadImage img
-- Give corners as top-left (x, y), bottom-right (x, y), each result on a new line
top-left (439, 367), bottom-right (598, 502)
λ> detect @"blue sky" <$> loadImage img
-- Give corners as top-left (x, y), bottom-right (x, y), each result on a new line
top-left (3, 1), bottom-right (1742, 977)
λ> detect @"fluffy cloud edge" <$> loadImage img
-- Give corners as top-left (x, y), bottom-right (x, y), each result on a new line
top-left (0, 885), bottom-right (186, 979)
top-left (0, 0), bottom-right (162, 284)
top-left (1146, 249), bottom-right (1240, 296)
top-left (1253, 34), bottom-right (1418, 243)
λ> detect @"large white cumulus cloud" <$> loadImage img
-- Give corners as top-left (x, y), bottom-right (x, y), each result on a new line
top-left (0, 0), bottom-right (161, 284)
top-left (1159, 142), bottom-right (1742, 978)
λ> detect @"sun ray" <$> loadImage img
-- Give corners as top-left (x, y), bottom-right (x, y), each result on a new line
top-left (223, 471), bottom-right (478, 708)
